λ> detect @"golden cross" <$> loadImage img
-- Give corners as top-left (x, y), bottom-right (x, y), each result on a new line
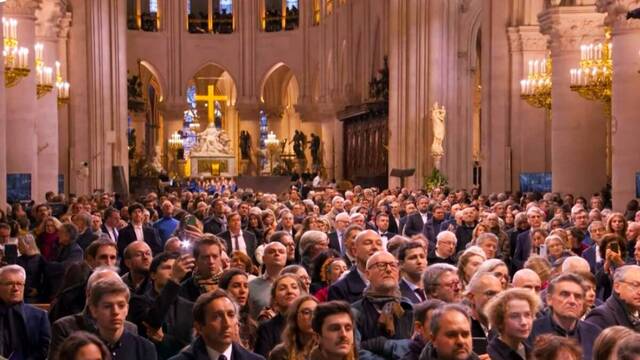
top-left (195, 84), bottom-right (228, 126)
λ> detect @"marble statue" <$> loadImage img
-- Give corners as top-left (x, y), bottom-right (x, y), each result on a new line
top-left (150, 145), bottom-right (164, 173)
top-left (431, 102), bottom-right (446, 156)
top-left (191, 124), bottom-right (233, 156)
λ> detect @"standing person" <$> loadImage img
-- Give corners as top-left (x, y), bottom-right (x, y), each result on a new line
top-left (218, 212), bottom-right (258, 264)
top-left (465, 272), bottom-right (502, 355)
top-left (418, 304), bottom-right (481, 360)
top-left (169, 289), bottom-right (265, 360)
top-left (179, 235), bottom-right (226, 302)
top-left (118, 203), bottom-right (163, 258)
top-left (154, 201), bottom-right (180, 245)
top-left (269, 296), bottom-right (319, 360)
top-left (0, 265), bottom-right (51, 360)
top-left (249, 242), bottom-right (287, 318)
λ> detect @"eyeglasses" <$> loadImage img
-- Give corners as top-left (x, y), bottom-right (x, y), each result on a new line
top-left (299, 308), bottom-right (315, 317)
top-left (368, 261), bottom-right (399, 271)
top-left (437, 280), bottom-right (460, 289)
top-left (483, 290), bottom-right (500, 297)
top-left (620, 280), bottom-right (640, 290)
top-left (0, 281), bottom-right (25, 288)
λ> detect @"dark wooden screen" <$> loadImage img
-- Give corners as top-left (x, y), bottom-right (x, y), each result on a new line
top-left (339, 102), bottom-right (388, 189)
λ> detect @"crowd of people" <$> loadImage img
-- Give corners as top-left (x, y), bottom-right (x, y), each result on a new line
top-left (2, 183), bottom-right (640, 360)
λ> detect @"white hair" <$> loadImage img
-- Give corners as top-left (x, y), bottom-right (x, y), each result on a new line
top-left (87, 266), bottom-right (121, 291)
top-left (0, 265), bottom-right (26, 282)
top-left (561, 256), bottom-right (590, 273)
top-left (332, 196), bottom-right (345, 206)
top-left (436, 231), bottom-right (457, 244)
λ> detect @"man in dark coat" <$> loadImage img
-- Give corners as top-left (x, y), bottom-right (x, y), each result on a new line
top-left (217, 212), bottom-right (258, 263)
top-left (169, 290), bottom-right (264, 360)
top-left (203, 199), bottom-right (227, 235)
top-left (403, 196), bottom-right (430, 237)
top-left (0, 265), bottom-right (51, 360)
top-left (129, 252), bottom-right (195, 360)
top-left (398, 242), bottom-right (427, 304)
top-left (418, 304), bottom-right (480, 360)
top-left (353, 251), bottom-right (414, 343)
top-left (582, 221), bottom-right (606, 273)
top-left (328, 230), bottom-right (383, 303)
top-left (46, 222), bottom-right (84, 297)
top-left (512, 207), bottom-right (544, 271)
top-left (528, 273), bottom-right (600, 360)
top-left (73, 211), bottom-right (100, 250)
top-left (328, 212), bottom-right (350, 256)
top-left (179, 236), bottom-right (225, 302)
top-left (118, 203), bottom-right (163, 258)
top-left (423, 205), bottom-right (446, 247)
top-left (465, 272), bottom-right (502, 355)
top-left (585, 264), bottom-right (640, 331)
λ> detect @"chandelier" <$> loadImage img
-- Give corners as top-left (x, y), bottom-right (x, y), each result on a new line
top-left (3, 17), bottom-right (30, 88)
top-left (520, 55), bottom-right (552, 110)
top-left (55, 61), bottom-right (70, 105)
top-left (168, 131), bottom-right (184, 150)
top-left (34, 43), bottom-right (53, 99)
top-left (569, 29), bottom-right (612, 104)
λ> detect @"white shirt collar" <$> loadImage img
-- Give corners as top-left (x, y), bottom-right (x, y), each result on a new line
top-left (205, 343), bottom-right (232, 360)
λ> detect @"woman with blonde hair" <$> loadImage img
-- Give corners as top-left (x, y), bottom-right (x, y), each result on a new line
top-left (269, 295), bottom-right (319, 360)
top-left (456, 246), bottom-right (486, 287)
top-left (524, 255), bottom-right (552, 289)
top-left (606, 212), bottom-right (628, 238)
top-left (36, 216), bottom-right (62, 261)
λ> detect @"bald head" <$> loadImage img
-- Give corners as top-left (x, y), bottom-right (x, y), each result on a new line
top-left (512, 269), bottom-right (541, 293)
top-left (561, 256), bottom-right (590, 274)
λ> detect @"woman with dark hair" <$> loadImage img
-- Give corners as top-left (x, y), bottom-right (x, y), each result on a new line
top-left (36, 216), bottom-right (62, 261)
top-left (566, 226), bottom-right (587, 256)
top-left (219, 268), bottom-right (258, 351)
top-left (531, 334), bottom-right (582, 360)
top-left (309, 249), bottom-right (341, 294)
top-left (254, 273), bottom-right (306, 358)
top-left (248, 212), bottom-right (266, 245)
top-left (596, 233), bottom-right (628, 300)
top-left (624, 199), bottom-right (639, 221)
top-left (592, 326), bottom-right (635, 360)
top-left (56, 331), bottom-right (111, 360)
top-left (268, 295), bottom-right (319, 360)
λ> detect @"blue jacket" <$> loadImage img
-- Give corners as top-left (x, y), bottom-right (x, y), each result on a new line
top-left (5, 303), bottom-right (51, 360)
top-left (581, 245), bottom-right (603, 274)
top-left (585, 292), bottom-right (637, 330)
top-left (512, 229), bottom-right (531, 271)
top-left (528, 313), bottom-right (600, 360)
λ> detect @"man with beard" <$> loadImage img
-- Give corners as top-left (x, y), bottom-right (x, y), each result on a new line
top-left (179, 235), bottom-right (225, 302)
top-left (485, 288), bottom-right (539, 360)
top-left (404, 196), bottom-right (430, 237)
top-left (121, 241), bottom-right (153, 294)
top-left (528, 273), bottom-right (599, 360)
top-left (465, 272), bottom-right (502, 355)
top-left (423, 263), bottom-right (462, 303)
top-left (418, 304), bottom-right (481, 360)
top-left (328, 230), bottom-right (383, 303)
top-left (309, 301), bottom-right (357, 360)
top-left (398, 241), bottom-right (427, 303)
top-left (353, 251), bottom-right (414, 345)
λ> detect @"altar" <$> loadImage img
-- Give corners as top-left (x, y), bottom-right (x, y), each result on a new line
top-left (190, 154), bottom-right (236, 177)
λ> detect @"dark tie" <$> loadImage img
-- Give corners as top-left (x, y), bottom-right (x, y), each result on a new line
top-left (415, 288), bottom-right (426, 302)
top-left (218, 355), bottom-right (227, 360)
top-left (233, 235), bottom-right (239, 251)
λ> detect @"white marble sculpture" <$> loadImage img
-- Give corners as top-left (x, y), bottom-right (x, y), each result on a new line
top-left (431, 102), bottom-right (446, 169)
top-left (190, 124), bottom-right (233, 156)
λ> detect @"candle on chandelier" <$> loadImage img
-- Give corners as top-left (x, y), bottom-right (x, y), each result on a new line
top-left (34, 43), bottom-right (43, 63)
top-left (44, 66), bottom-right (53, 85)
top-left (57, 81), bottom-right (70, 98)
top-left (55, 61), bottom-right (61, 81)
top-left (18, 47), bottom-right (28, 68)
top-left (528, 60), bottom-right (533, 76)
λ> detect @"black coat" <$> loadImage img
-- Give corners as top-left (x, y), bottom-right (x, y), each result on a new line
top-left (327, 266), bottom-right (367, 303)
top-left (418, 341), bottom-right (480, 360)
top-left (585, 292), bottom-right (638, 330)
top-left (328, 231), bottom-right (342, 254)
top-left (128, 281), bottom-right (195, 360)
top-left (76, 229), bottom-right (99, 250)
top-left (217, 230), bottom-right (258, 263)
top-left (48, 277), bottom-right (87, 323)
top-left (17, 254), bottom-right (46, 303)
top-left (168, 337), bottom-right (265, 360)
top-left (424, 218), bottom-right (445, 246)
top-left (403, 213), bottom-right (428, 237)
top-left (512, 230), bottom-right (532, 271)
top-left (117, 223), bottom-right (163, 258)
top-left (178, 275), bottom-right (203, 303)
top-left (254, 313), bottom-right (285, 358)
top-left (45, 241), bottom-right (84, 297)
top-left (203, 216), bottom-right (226, 235)
top-left (352, 296), bottom-right (414, 341)
top-left (387, 214), bottom-right (403, 236)
top-left (487, 336), bottom-right (529, 360)
top-left (455, 224), bottom-right (476, 253)
top-left (528, 313), bottom-right (600, 360)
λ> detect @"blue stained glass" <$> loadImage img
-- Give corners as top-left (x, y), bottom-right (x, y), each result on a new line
top-left (187, 85), bottom-right (197, 108)
top-left (186, 0), bottom-right (191, 15)
top-left (286, 0), bottom-right (298, 9)
top-left (150, 0), bottom-right (158, 12)
top-left (259, 110), bottom-right (268, 169)
top-left (220, 0), bottom-right (232, 13)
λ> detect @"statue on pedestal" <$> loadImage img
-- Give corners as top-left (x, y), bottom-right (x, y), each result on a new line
top-left (430, 102), bottom-right (446, 169)
top-left (292, 130), bottom-right (307, 160)
top-left (239, 130), bottom-right (251, 160)
top-left (310, 133), bottom-right (321, 165)
top-left (191, 124), bottom-right (233, 156)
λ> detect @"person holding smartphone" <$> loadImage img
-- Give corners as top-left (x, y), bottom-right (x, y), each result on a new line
top-left (596, 234), bottom-right (628, 300)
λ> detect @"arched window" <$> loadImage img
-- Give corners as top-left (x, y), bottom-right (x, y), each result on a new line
top-left (261, 0), bottom-right (298, 32)
top-left (187, 0), bottom-right (235, 34)
top-left (127, 0), bottom-right (160, 32)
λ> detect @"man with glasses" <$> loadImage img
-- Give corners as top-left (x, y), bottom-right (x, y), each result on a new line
top-left (529, 273), bottom-right (600, 360)
top-left (465, 272), bottom-right (502, 355)
top-left (329, 212), bottom-right (350, 256)
top-left (121, 240), bottom-right (153, 294)
top-left (0, 265), bottom-right (50, 359)
top-left (428, 231), bottom-right (458, 265)
top-left (353, 251), bottom-right (414, 351)
top-left (586, 265), bottom-right (640, 331)
top-left (423, 263), bottom-right (462, 303)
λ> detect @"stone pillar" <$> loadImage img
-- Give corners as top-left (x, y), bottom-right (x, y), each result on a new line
top-left (539, 6), bottom-right (608, 198)
top-left (69, 0), bottom-right (128, 193)
top-left (4, 0), bottom-right (40, 201)
top-left (597, 0), bottom-right (640, 209)
top-left (35, 3), bottom-right (64, 198)
top-left (507, 26), bottom-right (551, 189)
top-left (57, 12), bottom-right (71, 194)
top-left (0, 3), bottom-right (6, 206)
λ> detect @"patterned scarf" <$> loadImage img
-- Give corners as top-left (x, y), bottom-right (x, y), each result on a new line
top-left (363, 285), bottom-right (405, 337)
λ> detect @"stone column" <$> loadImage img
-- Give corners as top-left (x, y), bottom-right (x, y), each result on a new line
top-left (596, 0), bottom-right (640, 209)
top-left (539, 6), bottom-right (608, 198)
top-left (69, 0), bottom-right (128, 194)
top-left (35, 3), bottom-right (64, 198)
top-left (0, 3), bottom-right (6, 206)
top-left (507, 26), bottom-right (551, 189)
top-left (57, 12), bottom-right (71, 194)
top-left (4, 0), bottom-right (40, 201)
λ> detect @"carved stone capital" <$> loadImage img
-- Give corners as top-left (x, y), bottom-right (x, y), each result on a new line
top-left (539, 6), bottom-right (606, 53)
top-left (57, 11), bottom-right (71, 39)
top-left (508, 26), bottom-right (549, 53)
top-left (3, 0), bottom-right (41, 17)
top-left (35, 0), bottom-right (66, 38)
top-left (596, 0), bottom-right (640, 31)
